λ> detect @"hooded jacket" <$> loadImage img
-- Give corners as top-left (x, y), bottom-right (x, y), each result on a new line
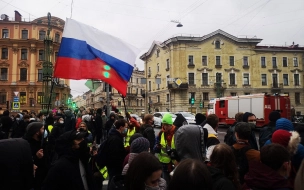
top-left (42, 131), bottom-right (92, 190)
top-left (174, 125), bottom-right (207, 162)
top-left (64, 110), bottom-right (76, 132)
top-left (106, 128), bottom-right (126, 170)
top-left (0, 110), bottom-right (13, 134)
top-left (243, 161), bottom-right (292, 190)
top-left (105, 113), bottom-right (116, 131)
top-left (140, 124), bottom-right (155, 153)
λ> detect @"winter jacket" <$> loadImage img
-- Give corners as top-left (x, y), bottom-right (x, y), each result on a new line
top-left (203, 123), bottom-right (220, 161)
top-left (0, 113), bottom-right (13, 134)
top-left (64, 110), bottom-right (76, 132)
top-left (95, 113), bottom-right (103, 132)
top-left (106, 128), bottom-right (126, 170)
top-left (42, 131), bottom-right (92, 190)
top-left (232, 143), bottom-right (260, 162)
top-left (207, 166), bottom-right (236, 190)
top-left (140, 124), bottom-right (155, 153)
top-left (243, 161), bottom-right (292, 190)
top-left (105, 113), bottom-right (116, 132)
top-left (0, 138), bottom-right (34, 190)
top-left (259, 121), bottom-right (276, 148)
top-left (11, 119), bottom-right (28, 138)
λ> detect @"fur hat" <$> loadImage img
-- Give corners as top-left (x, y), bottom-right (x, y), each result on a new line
top-left (268, 111), bottom-right (281, 122)
top-left (130, 137), bottom-right (150, 153)
top-left (276, 118), bottom-right (294, 131)
top-left (272, 129), bottom-right (300, 154)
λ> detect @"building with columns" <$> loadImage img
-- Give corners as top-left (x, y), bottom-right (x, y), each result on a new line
top-left (140, 30), bottom-right (304, 114)
top-left (0, 11), bottom-right (70, 113)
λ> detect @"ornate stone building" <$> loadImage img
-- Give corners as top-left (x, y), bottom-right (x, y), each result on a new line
top-left (0, 11), bottom-right (70, 113)
top-left (140, 30), bottom-right (304, 114)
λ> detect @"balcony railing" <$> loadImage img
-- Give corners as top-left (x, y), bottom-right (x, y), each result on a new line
top-left (271, 83), bottom-right (283, 89)
top-left (168, 83), bottom-right (188, 90)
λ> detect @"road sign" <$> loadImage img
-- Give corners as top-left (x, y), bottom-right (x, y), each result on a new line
top-left (175, 78), bottom-right (182, 86)
top-left (13, 96), bottom-right (19, 102)
top-left (12, 102), bottom-right (20, 110)
top-left (14, 91), bottom-right (19, 96)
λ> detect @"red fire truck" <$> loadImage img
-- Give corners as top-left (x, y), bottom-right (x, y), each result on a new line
top-left (207, 93), bottom-right (291, 128)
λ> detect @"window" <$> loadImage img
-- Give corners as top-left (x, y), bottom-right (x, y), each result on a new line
top-left (261, 74), bottom-right (267, 86)
top-left (216, 56), bottom-right (221, 65)
top-left (261, 57), bottom-right (266, 67)
top-left (1, 48), bottom-right (8, 59)
top-left (20, 68), bottom-right (27, 81)
top-left (54, 52), bottom-right (58, 62)
top-left (38, 69), bottom-right (43, 81)
top-left (231, 92), bottom-right (237, 96)
top-left (2, 29), bottom-right (9, 38)
top-left (229, 56), bottom-right (234, 66)
top-left (229, 73), bottom-right (235, 85)
top-left (55, 33), bottom-right (60, 43)
top-left (243, 56), bottom-right (248, 66)
top-left (215, 41), bottom-right (220, 49)
top-left (21, 49), bottom-right (27, 60)
top-left (294, 74), bottom-right (300, 86)
top-left (219, 100), bottom-right (225, 108)
top-left (157, 63), bottom-right (159, 72)
top-left (37, 92), bottom-right (44, 104)
top-left (39, 50), bottom-right (45, 61)
top-left (148, 81), bottom-right (151, 91)
top-left (244, 92), bottom-right (250, 95)
top-left (118, 101), bottom-right (121, 106)
top-left (216, 73), bottom-right (222, 83)
top-left (272, 57), bottom-right (277, 67)
top-left (157, 95), bottom-right (160, 103)
top-left (188, 73), bottom-right (195, 85)
top-left (283, 57), bottom-right (287, 67)
top-left (157, 82), bottom-right (160, 90)
top-left (130, 77), bottom-right (133, 83)
top-left (167, 75), bottom-right (170, 87)
top-left (243, 73), bottom-right (249, 85)
top-left (283, 74), bottom-right (288, 86)
top-left (140, 99), bottom-right (143, 106)
top-left (0, 92), bottom-right (6, 104)
top-left (148, 67), bottom-right (151, 75)
top-left (136, 88), bottom-right (138, 95)
top-left (0, 68), bottom-right (8, 80)
top-left (136, 99), bottom-right (139, 106)
top-left (39, 31), bottom-right (46, 40)
top-left (293, 57), bottom-right (298, 67)
top-left (21, 30), bottom-right (28, 39)
top-left (202, 56), bottom-right (207, 66)
top-left (272, 74), bottom-right (278, 87)
top-left (295, 92), bottom-right (300, 104)
top-left (166, 94), bottom-right (169, 102)
top-left (156, 49), bottom-right (160, 57)
top-left (188, 55), bottom-right (194, 65)
top-left (166, 59), bottom-right (170, 69)
top-left (20, 92), bottom-right (26, 104)
top-left (136, 78), bottom-right (139, 84)
top-left (202, 73), bottom-right (208, 86)
top-left (203, 93), bottom-right (209, 100)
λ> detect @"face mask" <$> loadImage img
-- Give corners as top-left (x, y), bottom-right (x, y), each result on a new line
top-left (44, 130), bottom-right (48, 138)
top-left (16, 118), bottom-right (20, 121)
top-left (59, 121), bottom-right (64, 124)
top-left (122, 128), bottom-right (128, 134)
top-left (248, 121), bottom-right (256, 125)
top-left (145, 184), bottom-right (160, 190)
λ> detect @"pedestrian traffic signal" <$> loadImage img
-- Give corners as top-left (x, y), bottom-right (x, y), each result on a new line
top-left (191, 98), bottom-right (195, 105)
top-left (72, 102), bottom-right (76, 108)
top-left (199, 102), bottom-right (204, 108)
top-left (67, 98), bottom-right (71, 104)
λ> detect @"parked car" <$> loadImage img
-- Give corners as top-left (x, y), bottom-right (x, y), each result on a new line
top-left (153, 112), bottom-right (177, 127)
top-left (175, 112), bottom-right (196, 125)
top-left (130, 114), bottom-right (142, 124)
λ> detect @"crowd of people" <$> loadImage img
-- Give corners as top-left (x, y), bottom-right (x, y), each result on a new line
top-left (0, 107), bottom-right (304, 190)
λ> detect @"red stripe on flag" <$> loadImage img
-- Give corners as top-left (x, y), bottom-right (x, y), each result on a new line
top-left (54, 57), bottom-right (128, 96)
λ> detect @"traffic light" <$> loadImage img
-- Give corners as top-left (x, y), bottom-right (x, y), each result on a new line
top-left (72, 102), bottom-right (76, 108)
top-left (199, 101), bottom-right (204, 108)
top-left (191, 98), bottom-right (195, 105)
top-left (67, 98), bottom-right (71, 104)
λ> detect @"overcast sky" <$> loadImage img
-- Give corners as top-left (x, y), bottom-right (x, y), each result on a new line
top-left (1, 0), bottom-right (303, 97)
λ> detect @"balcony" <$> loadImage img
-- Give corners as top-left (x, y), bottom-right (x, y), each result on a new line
top-left (168, 83), bottom-right (188, 90)
top-left (243, 65), bottom-right (249, 69)
top-left (213, 83), bottom-right (227, 90)
top-left (215, 65), bottom-right (222, 68)
top-left (126, 92), bottom-right (137, 98)
top-left (187, 64), bottom-right (195, 69)
top-left (271, 83), bottom-right (283, 89)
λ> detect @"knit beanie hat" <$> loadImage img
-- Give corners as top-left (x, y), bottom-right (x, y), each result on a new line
top-left (272, 129), bottom-right (291, 147)
top-left (25, 122), bottom-right (43, 138)
top-left (130, 137), bottom-right (150, 153)
top-left (268, 111), bottom-right (281, 122)
top-left (276, 118), bottom-right (294, 131)
top-left (162, 113), bottom-right (173, 125)
top-left (195, 113), bottom-right (206, 125)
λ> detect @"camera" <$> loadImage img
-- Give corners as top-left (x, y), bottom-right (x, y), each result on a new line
top-left (166, 148), bottom-right (180, 162)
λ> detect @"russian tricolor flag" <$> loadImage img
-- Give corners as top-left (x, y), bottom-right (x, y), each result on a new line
top-left (54, 19), bottom-right (140, 97)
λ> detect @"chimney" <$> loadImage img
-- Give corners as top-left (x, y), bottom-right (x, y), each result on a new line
top-left (14, 10), bottom-right (22, 22)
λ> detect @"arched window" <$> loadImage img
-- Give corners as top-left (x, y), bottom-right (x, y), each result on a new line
top-left (215, 40), bottom-right (220, 49)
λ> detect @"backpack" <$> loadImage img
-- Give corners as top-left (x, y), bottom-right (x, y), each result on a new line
top-left (232, 145), bottom-right (251, 184)
top-left (224, 125), bottom-right (236, 146)
top-left (259, 125), bottom-right (275, 149)
top-left (96, 139), bottom-right (109, 168)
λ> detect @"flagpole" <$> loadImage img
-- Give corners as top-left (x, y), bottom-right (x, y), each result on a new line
top-left (106, 83), bottom-right (110, 117)
top-left (122, 96), bottom-right (128, 121)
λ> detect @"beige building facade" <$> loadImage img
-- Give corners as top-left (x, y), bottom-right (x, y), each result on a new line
top-left (0, 11), bottom-right (70, 113)
top-left (140, 30), bottom-right (304, 114)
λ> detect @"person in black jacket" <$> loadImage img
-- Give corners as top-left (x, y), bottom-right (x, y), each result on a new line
top-left (64, 110), bottom-right (76, 132)
top-left (0, 138), bottom-right (34, 190)
top-left (0, 110), bottom-right (13, 138)
top-left (42, 130), bottom-right (92, 190)
top-left (105, 112), bottom-right (117, 136)
top-left (24, 122), bottom-right (48, 190)
top-left (104, 119), bottom-right (128, 184)
top-left (139, 114), bottom-right (156, 154)
top-left (95, 108), bottom-right (103, 144)
top-left (48, 117), bottom-right (65, 163)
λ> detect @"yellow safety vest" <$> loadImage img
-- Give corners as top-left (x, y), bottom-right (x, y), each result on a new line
top-left (87, 131), bottom-right (92, 147)
top-left (124, 128), bottom-right (136, 148)
top-left (48, 125), bottom-right (53, 133)
top-left (88, 158), bottom-right (108, 179)
top-left (158, 132), bottom-right (175, 164)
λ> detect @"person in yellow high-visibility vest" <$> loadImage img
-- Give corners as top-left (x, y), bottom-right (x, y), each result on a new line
top-left (154, 113), bottom-right (176, 184)
top-left (124, 123), bottom-right (136, 152)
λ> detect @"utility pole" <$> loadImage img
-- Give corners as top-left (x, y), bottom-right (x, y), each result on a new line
top-left (106, 83), bottom-right (110, 117)
top-left (42, 13), bottom-right (53, 111)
